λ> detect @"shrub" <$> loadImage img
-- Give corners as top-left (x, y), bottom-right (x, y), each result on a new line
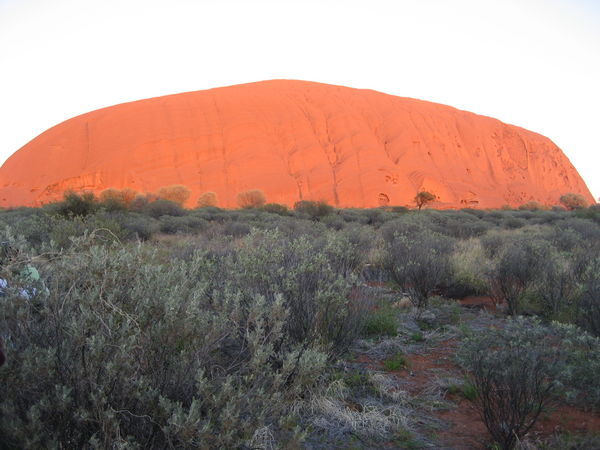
top-left (502, 217), bottom-right (525, 229)
top-left (120, 214), bottom-right (159, 240)
top-left (414, 191), bottom-right (436, 210)
top-left (212, 229), bottom-right (367, 358)
top-left (518, 200), bottom-right (546, 211)
top-left (577, 257), bottom-right (600, 336)
top-left (130, 194), bottom-right (151, 210)
top-left (0, 236), bottom-right (335, 448)
top-left (429, 211), bottom-right (490, 239)
top-left (560, 193), bottom-right (588, 210)
top-left (158, 216), bottom-right (187, 234)
top-left (446, 238), bottom-right (488, 298)
top-left (575, 204), bottom-right (600, 224)
top-left (261, 203), bottom-right (290, 216)
top-left (320, 213), bottom-right (345, 230)
top-left (380, 214), bottom-right (439, 243)
top-left (237, 189), bottom-right (266, 209)
top-left (552, 322), bottom-right (600, 409)
top-left (410, 332), bottom-right (424, 342)
top-left (52, 190), bottom-right (99, 218)
top-left (457, 318), bottom-right (564, 450)
top-left (385, 229), bottom-right (454, 310)
top-left (321, 226), bottom-right (374, 278)
top-left (156, 184), bottom-right (191, 206)
top-left (221, 221), bottom-right (251, 238)
top-left (383, 352), bottom-right (409, 371)
top-left (293, 200), bottom-right (334, 219)
top-left (555, 218), bottom-right (600, 250)
top-left (533, 249), bottom-right (578, 319)
top-left (359, 208), bottom-right (387, 226)
top-left (99, 188), bottom-right (138, 209)
top-left (0, 211), bottom-right (54, 250)
top-left (145, 199), bottom-right (186, 218)
top-left (197, 191), bottom-right (218, 208)
top-left (486, 239), bottom-right (551, 315)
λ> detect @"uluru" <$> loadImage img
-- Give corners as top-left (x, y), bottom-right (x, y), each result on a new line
top-left (0, 80), bottom-right (593, 209)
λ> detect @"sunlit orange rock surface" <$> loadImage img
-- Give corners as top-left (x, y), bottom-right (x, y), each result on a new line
top-left (0, 80), bottom-right (594, 208)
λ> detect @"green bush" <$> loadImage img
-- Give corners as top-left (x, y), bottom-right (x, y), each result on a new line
top-left (50, 191), bottom-right (99, 218)
top-left (144, 199), bottom-right (186, 218)
top-left (383, 352), bottom-right (409, 371)
top-left (261, 203), bottom-right (291, 216)
top-left (293, 200), bottom-right (334, 219)
top-left (363, 308), bottom-right (398, 337)
top-left (410, 332), bottom-right (424, 342)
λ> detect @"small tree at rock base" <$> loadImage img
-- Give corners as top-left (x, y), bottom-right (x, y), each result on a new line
top-left (156, 185), bottom-right (191, 206)
top-left (237, 189), bottom-right (266, 209)
top-left (197, 191), bottom-right (218, 208)
top-left (99, 188), bottom-right (139, 209)
top-left (414, 191), bottom-right (436, 210)
top-left (55, 190), bottom-right (99, 217)
top-left (560, 193), bottom-right (588, 210)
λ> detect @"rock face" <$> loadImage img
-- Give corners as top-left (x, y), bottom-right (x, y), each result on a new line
top-left (0, 80), bottom-right (593, 208)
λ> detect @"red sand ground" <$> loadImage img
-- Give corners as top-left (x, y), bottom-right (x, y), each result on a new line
top-left (356, 326), bottom-right (600, 448)
top-left (0, 80), bottom-right (593, 208)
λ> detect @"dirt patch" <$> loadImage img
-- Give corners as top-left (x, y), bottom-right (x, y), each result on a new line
top-left (534, 404), bottom-right (600, 436)
top-left (351, 310), bottom-right (600, 449)
top-left (408, 337), bottom-right (600, 449)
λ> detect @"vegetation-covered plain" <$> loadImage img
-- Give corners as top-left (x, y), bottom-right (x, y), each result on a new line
top-left (0, 192), bottom-right (599, 449)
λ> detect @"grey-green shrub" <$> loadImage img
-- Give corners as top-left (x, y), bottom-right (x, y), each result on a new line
top-left (222, 229), bottom-right (367, 356)
top-left (486, 238), bottom-right (552, 315)
top-left (0, 231), bottom-right (366, 448)
top-left (577, 257), bottom-right (600, 336)
top-left (385, 228), bottom-right (454, 309)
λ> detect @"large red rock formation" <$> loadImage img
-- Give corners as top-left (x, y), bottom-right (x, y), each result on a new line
top-left (0, 80), bottom-right (593, 208)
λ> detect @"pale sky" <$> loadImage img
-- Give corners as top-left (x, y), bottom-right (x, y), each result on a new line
top-left (1, 0), bottom-right (598, 200)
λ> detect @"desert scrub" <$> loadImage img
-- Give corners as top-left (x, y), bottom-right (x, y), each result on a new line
top-left (225, 229), bottom-right (368, 357)
top-left (485, 238), bottom-right (553, 315)
top-left (384, 227), bottom-right (454, 310)
top-left (551, 322), bottom-right (600, 409)
top-left (0, 235), bottom-right (347, 448)
top-left (457, 317), bottom-right (565, 449)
